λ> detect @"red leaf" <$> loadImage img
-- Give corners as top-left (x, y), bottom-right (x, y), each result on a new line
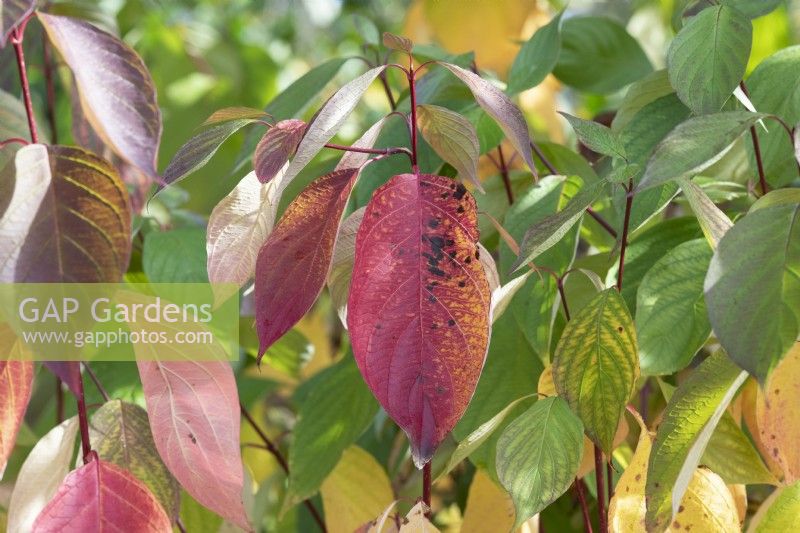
top-left (253, 119), bottom-right (306, 183)
top-left (32, 458), bottom-right (171, 532)
top-left (255, 168), bottom-right (359, 356)
top-left (137, 361), bottom-right (250, 530)
top-left (43, 362), bottom-right (81, 397)
top-left (0, 360), bottom-right (34, 477)
top-left (347, 174), bottom-right (491, 466)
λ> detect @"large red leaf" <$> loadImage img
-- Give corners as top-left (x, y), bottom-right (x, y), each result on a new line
top-left (0, 360), bottom-right (34, 478)
top-left (255, 167), bottom-right (359, 356)
top-left (32, 458), bottom-right (171, 532)
top-left (137, 360), bottom-right (250, 530)
top-left (253, 119), bottom-right (306, 183)
top-left (347, 174), bottom-right (491, 466)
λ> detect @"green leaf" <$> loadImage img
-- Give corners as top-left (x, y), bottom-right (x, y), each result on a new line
top-left (0, 89), bottom-right (30, 170)
top-left (285, 356), bottom-right (378, 508)
top-left (511, 179), bottom-right (605, 272)
top-left (417, 104), bottom-right (482, 192)
top-left (260, 329), bottom-right (313, 377)
top-left (89, 400), bottom-right (179, 517)
top-left (678, 178), bottom-right (733, 248)
top-left (507, 11), bottom-right (563, 94)
top-left (179, 490), bottom-right (224, 533)
top-left (499, 174), bottom-right (579, 277)
top-left (552, 288), bottom-right (638, 452)
top-left (441, 394), bottom-right (534, 481)
top-left (496, 397), bottom-right (584, 529)
top-left (560, 112), bottom-right (626, 160)
top-left (553, 16), bottom-right (652, 94)
top-left (452, 313), bottom-right (541, 476)
top-left (612, 69), bottom-right (674, 132)
top-left (745, 46), bottom-right (800, 188)
top-left (667, 4), bottom-right (752, 114)
top-left (751, 188), bottom-right (800, 212)
top-left (143, 227), bottom-right (208, 283)
top-left (721, 0), bottom-right (783, 19)
top-left (704, 203), bottom-right (800, 383)
top-left (202, 107), bottom-right (270, 126)
top-left (162, 119), bottom-right (259, 188)
top-left (749, 480), bottom-right (800, 532)
top-left (607, 217), bottom-right (702, 310)
top-left (646, 352), bottom-right (747, 531)
top-left (702, 412), bottom-right (777, 486)
top-left (350, 14), bottom-right (379, 46)
top-left (636, 239), bottom-right (713, 376)
top-left (637, 111), bottom-right (767, 192)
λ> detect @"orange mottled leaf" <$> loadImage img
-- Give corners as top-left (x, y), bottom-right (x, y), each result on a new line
top-left (347, 174), bottom-right (491, 466)
top-left (0, 360), bottom-right (34, 478)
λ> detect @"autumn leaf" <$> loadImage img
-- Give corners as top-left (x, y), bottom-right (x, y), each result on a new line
top-left (253, 119), bottom-right (306, 183)
top-left (348, 174), bottom-right (491, 466)
top-left (0, 360), bottom-right (34, 478)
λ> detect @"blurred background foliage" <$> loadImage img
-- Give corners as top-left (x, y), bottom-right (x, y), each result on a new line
top-left (1, 1), bottom-right (799, 531)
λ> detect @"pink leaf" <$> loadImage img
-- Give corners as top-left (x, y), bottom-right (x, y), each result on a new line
top-left (255, 167), bottom-right (360, 356)
top-left (0, 360), bottom-right (34, 478)
top-left (254, 119), bottom-right (306, 183)
top-left (32, 458), bottom-right (172, 532)
top-left (137, 361), bottom-right (250, 530)
top-left (347, 174), bottom-right (491, 466)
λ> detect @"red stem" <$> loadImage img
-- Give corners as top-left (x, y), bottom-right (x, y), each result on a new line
top-left (574, 478), bottom-right (594, 533)
top-left (594, 447), bottom-right (607, 533)
top-left (240, 403), bottom-right (327, 532)
top-left (422, 462), bottom-right (432, 515)
top-left (11, 25), bottom-right (39, 144)
top-left (616, 181), bottom-right (634, 292)
top-left (76, 372), bottom-right (93, 463)
top-left (42, 34), bottom-right (58, 144)
top-left (497, 145), bottom-right (514, 204)
top-left (606, 462), bottom-right (614, 503)
top-left (748, 124), bottom-right (768, 196)
top-left (55, 378), bottom-right (64, 424)
top-left (586, 208), bottom-right (618, 239)
top-left (323, 142), bottom-right (413, 166)
top-left (0, 137), bottom-right (30, 148)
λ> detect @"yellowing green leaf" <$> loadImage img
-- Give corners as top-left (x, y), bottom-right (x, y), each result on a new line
top-left (748, 480), bottom-right (800, 533)
top-left (552, 288), bottom-right (638, 452)
top-left (417, 104), bottom-right (482, 192)
top-left (320, 446), bottom-right (394, 533)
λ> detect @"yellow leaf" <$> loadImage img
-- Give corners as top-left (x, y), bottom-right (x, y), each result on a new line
top-left (728, 484), bottom-right (746, 526)
top-left (608, 415), bottom-right (739, 533)
top-left (321, 446), bottom-right (394, 533)
top-left (399, 502), bottom-right (440, 533)
top-left (461, 469), bottom-right (515, 533)
top-left (741, 378), bottom-right (784, 479)
top-left (755, 342), bottom-right (800, 483)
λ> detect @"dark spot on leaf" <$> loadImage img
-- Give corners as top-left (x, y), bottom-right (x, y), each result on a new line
top-left (428, 218), bottom-right (439, 229)
top-left (431, 323), bottom-right (438, 329)
top-left (440, 192), bottom-right (448, 199)
top-left (372, 211), bottom-right (381, 217)
top-left (617, 326), bottom-right (623, 332)
top-left (773, 447), bottom-right (780, 457)
top-left (428, 295), bottom-right (436, 303)
top-left (678, 506), bottom-right (684, 513)
top-left (464, 256), bottom-right (472, 264)
top-left (429, 266), bottom-right (446, 277)
top-left (458, 281), bottom-right (466, 288)
top-left (453, 184), bottom-right (467, 200)
top-left (774, 388), bottom-right (780, 395)
top-left (446, 239), bottom-right (455, 246)
top-left (673, 521), bottom-right (681, 529)
top-left (436, 385), bottom-right (446, 394)
top-left (188, 433), bottom-right (197, 444)
top-left (475, 249), bottom-right (480, 259)
top-left (635, 474), bottom-right (641, 481)
top-left (448, 319), bottom-right (455, 326)
top-left (456, 205), bottom-right (465, 213)
top-left (450, 183), bottom-right (456, 190)
top-left (375, 324), bottom-right (382, 330)
top-left (448, 250), bottom-right (457, 258)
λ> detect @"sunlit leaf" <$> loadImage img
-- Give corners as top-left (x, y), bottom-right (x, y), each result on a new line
top-left (507, 11), bottom-right (563, 95)
top-left (144, 227), bottom-right (208, 283)
top-left (441, 63), bottom-right (537, 177)
top-left (6, 418), bottom-right (78, 533)
top-left (32, 459), bottom-right (172, 532)
top-left (39, 13), bottom-right (161, 177)
top-left (560, 112), bottom-right (626, 160)
top-left (678, 178), bottom-right (733, 249)
top-left (89, 400), bottom-right (179, 518)
top-left (320, 446), bottom-right (394, 533)
top-left (704, 203), bottom-right (800, 382)
top-left (553, 16), bottom-right (652, 94)
top-left (417, 104), bottom-right (482, 192)
top-left (280, 66), bottom-right (385, 189)
top-left (496, 396), bottom-right (583, 529)
top-left (460, 469), bottom-right (515, 533)
top-left (552, 288), bottom-right (638, 452)
top-left (636, 239), bottom-right (712, 376)
top-left (609, 412), bottom-right (740, 533)
top-left (755, 342), bottom-right (800, 483)
top-left (667, 4), bottom-right (752, 114)
top-left (327, 207), bottom-right (364, 326)
top-left (646, 352), bottom-right (748, 530)
top-left (348, 174), bottom-right (491, 466)
top-left (612, 69), bottom-right (674, 132)
top-left (207, 170), bottom-right (281, 298)
top-left (255, 167), bottom-right (359, 357)
top-left (254, 119), bottom-right (306, 183)
top-left (137, 360), bottom-right (249, 530)
top-left (722, 0), bottom-right (782, 19)
top-left (202, 107), bottom-right (269, 126)
top-left (0, 0), bottom-right (34, 48)
top-left (0, 360), bottom-right (33, 478)
top-left (748, 479), bottom-right (800, 532)
top-left (0, 144), bottom-right (131, 282)
top-left (637, 111), bottom-right (767, 192)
